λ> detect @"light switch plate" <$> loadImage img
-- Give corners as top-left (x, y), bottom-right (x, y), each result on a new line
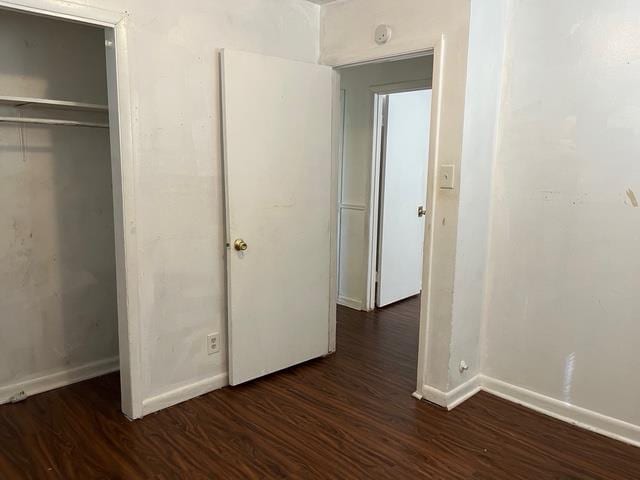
top-left (439, 165), bottom-right (455, 189)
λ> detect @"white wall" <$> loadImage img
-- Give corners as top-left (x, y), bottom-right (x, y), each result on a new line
top-left (325, 2), bottom-right (640, 447)
top-left (121, 0), bottom-right (319, 412)
top-left (0, 10), bottom-right (117, 401)
top-left (1, 0), bottom-right (320, 414)
top-left (338, 56), bottom-right (432, 310)
top-left (448, 0), bottom-right (509, 390)
top-left (5, 0), bottom-right (637, 444)
top-left (483, 0), bottom-right (640, 440)
top-left (321, 0), bottom-right (471, 394)
top-left (88, 0), bottom-right (321, 413)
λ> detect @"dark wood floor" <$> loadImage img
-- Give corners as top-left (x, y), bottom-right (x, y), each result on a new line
top-left (1, 297), bottom-right (639, 479)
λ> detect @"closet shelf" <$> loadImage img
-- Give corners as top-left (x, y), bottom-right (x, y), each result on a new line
top-left (0, 116), bottom-right (109, 129)
top-left (0, 95), bottom-right (108, 112)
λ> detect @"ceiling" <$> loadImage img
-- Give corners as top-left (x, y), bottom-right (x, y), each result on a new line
top-left (305, 0), bottom-right (337, 4)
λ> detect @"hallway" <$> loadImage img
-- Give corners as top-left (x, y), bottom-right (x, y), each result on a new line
top-left (1, 297), bottom-right (638, 478)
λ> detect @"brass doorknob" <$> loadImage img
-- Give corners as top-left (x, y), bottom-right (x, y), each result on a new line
top-left (234, 239), bottom-right (248, 251)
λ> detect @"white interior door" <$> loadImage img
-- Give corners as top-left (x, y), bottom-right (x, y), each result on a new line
top-left (376, 89), bottom-right (432, 307)
top-left (221, 49), bottom-right (333, 385)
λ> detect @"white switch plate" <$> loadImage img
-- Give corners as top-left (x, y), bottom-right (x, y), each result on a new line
top-left (439, 165), bottom-right (455, 189)
top-left (207, 333), bottom-right (220, 355)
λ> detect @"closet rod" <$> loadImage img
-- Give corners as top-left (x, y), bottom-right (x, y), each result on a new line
top-left (0, 117), bottom-right (109, 129)
top-left (0, 96), bottom-right (108, 112)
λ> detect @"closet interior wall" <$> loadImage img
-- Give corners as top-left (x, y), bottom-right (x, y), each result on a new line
top-left (0, 10), bottom-right (118, 402)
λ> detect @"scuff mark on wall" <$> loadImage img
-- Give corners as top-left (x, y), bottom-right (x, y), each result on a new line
top-left (562, 352), bottom-right (576, 403)
top-left (626, 188), bottom-right (638, 207)
top-left (270, 203), bottom-right (295, 209)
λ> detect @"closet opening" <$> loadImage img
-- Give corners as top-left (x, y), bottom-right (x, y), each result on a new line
top-left (0, 8), bottom-right (129, 413)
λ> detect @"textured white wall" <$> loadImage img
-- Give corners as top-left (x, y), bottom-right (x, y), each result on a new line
top-left (484, 0), bottom-right (640, 429)
top-left (0, 10), bottom-right (116, 401)
top-left (98, 0), bottom-right (321, 406)
top-left (122, 0), bottom-right (320, 405)
top-left (338, 56), bottom-right (432, 310)
top-left (448, 0), bottom-right (509, 390)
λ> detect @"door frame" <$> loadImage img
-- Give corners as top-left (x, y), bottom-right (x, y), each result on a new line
top-left (368, 81), bottom-right (431, 310)
top-left (0, 0), bottom-right (142, 419)
top-left (329, 40), bottom-right (445, 397)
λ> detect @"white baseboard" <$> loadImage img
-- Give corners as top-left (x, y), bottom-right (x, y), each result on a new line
top-left (0, 356), bottom-right (119, 405)
top-left (142, 372), bottom-right (228, 416)
top-left (419, 375), bottom-right (482, 410)
top-left (480, 375), bottom-right (640, 448)
top-left (338, 295), bottom-right (364, 311)
top-left (418, 374), bottom-right (640, 448)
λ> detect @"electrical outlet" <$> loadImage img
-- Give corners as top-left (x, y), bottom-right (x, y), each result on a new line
top-left (374, 24), bottom-right (392, 45)
top-left (207, 333), bottom-right (220, 355)
top-left (459, 360), bottom-right (469, 373)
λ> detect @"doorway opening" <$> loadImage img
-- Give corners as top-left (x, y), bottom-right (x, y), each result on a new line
top-left (373, 87), bottom-right (432, 308)
top-left (334, 53), bottom-right (434, 377)
top-left (336, 55), bottom-right (434, 308)
top-left (220, 48), bottom-right (440, 401)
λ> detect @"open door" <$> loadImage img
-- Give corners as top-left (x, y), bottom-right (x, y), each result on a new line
top-left (376, 90), bottom-right (432, 307)
top-left (221, 49), bottom-right (334, 385)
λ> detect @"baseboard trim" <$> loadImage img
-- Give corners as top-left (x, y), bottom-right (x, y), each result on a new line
top-left (420, 375), bottom-right (482, 410)
top-left (337, 295), bottom-right (364, 311)
top-left (0, 356), bottom-right (119, 405)
top-left (418, 374), bottom-right (640, 448)
top-left (480, 375), bottom-right (640, 448)
top-left (142, 373), bottom-right (228, 416)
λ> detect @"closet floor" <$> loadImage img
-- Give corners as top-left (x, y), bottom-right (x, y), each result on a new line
top-left (1, 297), bottom-right (638, 478)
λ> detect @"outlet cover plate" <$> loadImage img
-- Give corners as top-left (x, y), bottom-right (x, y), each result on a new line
top-left (207, 333), bottom-right (220, 355)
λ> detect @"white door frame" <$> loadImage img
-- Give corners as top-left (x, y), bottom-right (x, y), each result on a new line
top-left (330, 40), bottom-right (445, 397)
top-left (368, 80), bottom-right (431, 310)
top-left (0, 0), bottom-right (142, 419)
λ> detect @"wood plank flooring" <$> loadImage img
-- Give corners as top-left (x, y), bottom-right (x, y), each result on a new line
top-left (1, 297), bottom-right (639, 478)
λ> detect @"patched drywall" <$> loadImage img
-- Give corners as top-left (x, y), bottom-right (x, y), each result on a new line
top-left (484, 0), bottom-right (640, 428)
top-left (338, 56), bottom-right (433, 310)
top-left (0, 10), bottom-right (117, 400)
